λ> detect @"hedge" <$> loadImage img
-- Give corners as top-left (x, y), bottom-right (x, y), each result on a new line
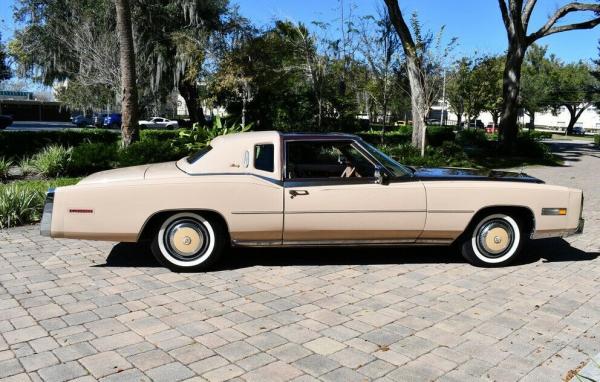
top-left (0, 129), bottom-right (184, 158)
top-left (0, 129), bottom-right (119, 158)
top-left (595, 135), bottom-right (600, 146)
top-left (358, 126), bottom-right (455, 147)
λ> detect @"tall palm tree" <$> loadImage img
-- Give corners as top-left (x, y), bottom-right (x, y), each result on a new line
top-left (115, 0), bottom-right (139, 146)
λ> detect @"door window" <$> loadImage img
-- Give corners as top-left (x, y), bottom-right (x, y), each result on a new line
top-left (286, 141), bottom-right (375, 180)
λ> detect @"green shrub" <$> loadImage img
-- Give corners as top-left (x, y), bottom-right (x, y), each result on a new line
top-left (118, 140), bottom-right (184, 167)
top-left (456, 129), bottom-right (490, 148)
top-left (69, 142), bottom-right (119, 175)
top-left (18, 157), bottom-right (36, 176)
top-left (140, 129), bottom-right (180, 142)
top-left (515, 134), bottom-right (552, 159)
top-left (379, 141), bottom-right (474, 168)
top-left (31, 145), bottom-right (73, 178)
top-left (0, 157), bottom-right (12, 179)
top-left (427, 127), bottom-right (455, 147)
top-left (0, 129), bottom-right (119, 158)
top-left (357, 131), bottom-right (412, 145)
top-left (0, 184), bottom-right (43, 228)
top-left (0, 178), bottom-right (80, 228)
top-left (176, 116), bottom-right (251, 152)
top-left (594, 135), bottom-right (600, 146)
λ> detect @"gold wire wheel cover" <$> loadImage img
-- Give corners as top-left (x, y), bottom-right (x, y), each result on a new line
top-left (167, 222), bottom-right (205, 257)
top-left (477, 220), bottom-right (514, 257)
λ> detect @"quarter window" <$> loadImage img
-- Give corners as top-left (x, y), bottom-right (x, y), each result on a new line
top-left (254, 144), bottom-right (274, 172)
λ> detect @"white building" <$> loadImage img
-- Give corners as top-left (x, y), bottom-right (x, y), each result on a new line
top-left (431, 101), bottom-right (600, 134)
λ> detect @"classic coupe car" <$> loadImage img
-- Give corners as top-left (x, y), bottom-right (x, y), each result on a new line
top-left (41, 132), bottom-right (584, 271)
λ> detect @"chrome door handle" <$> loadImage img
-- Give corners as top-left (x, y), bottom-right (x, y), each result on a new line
top-left (289, 190), bottom-right (309, 198)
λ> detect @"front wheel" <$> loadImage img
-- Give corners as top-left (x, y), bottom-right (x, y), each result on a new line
top-left (460, 213), bottom-right (523, 267)
top-left (150, 212), bottom-right (225, 272)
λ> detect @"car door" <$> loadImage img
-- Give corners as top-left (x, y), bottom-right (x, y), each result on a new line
top-left (283, 139), bottom-right (426, 244)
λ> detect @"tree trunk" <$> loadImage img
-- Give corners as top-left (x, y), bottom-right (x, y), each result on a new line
top-left (528, 110), bottom-right (535, 131)
top-left (456, 111), bottom-right (463, 128)
top-left (498, 42), bottom-right (526, 151)
top-left (178, 79), bottom-right (206, 125)
top-left (115, 0), bottom-right (139, 147)
top-left (566, 104), bottom-right (590, 131)
top-left (406, 56), bottom-right (426, 152)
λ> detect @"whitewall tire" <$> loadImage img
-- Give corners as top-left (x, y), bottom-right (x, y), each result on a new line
top-left (460, 213), bottom-right (523, 267)
top-left (151, 212), bottom-right (225, 271)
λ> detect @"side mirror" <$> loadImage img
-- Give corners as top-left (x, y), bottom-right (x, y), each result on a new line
top-left (374, 165), bottom-right (389, 185)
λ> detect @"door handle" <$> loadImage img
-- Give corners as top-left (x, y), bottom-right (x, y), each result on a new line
top-left (289, 190), bottom-right (309, 198)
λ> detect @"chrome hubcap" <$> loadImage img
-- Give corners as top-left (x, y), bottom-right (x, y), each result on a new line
top-left (477, 220), bottom-right (514, 258)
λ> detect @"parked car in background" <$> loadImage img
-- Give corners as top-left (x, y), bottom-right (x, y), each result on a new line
top-left (93, 113), bottom-right (107, 127)
top-left (567, 126), bottom-right (585, 136)
top-left (72, 115), bottom-right (93, 127)
top-left (0, 115), bottom-right (13, 130)
top-left (462, 120), bottom-right (485, 129)
top-left (486, 123), bottom-right (497, 134)
top-left (41, 131), bottom-right (584, 271)
top-left (103, 113), bottom-right (122, 129)
top-left (139, 117), bottom-right (179, 130)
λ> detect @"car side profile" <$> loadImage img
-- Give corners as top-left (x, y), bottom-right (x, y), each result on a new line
top-left (41, 131), bottom-right (584, 271)
top-left (139, 117), bottom-right (179, 130)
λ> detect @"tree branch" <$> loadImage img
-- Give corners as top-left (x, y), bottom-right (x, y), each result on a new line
top-left (521, 0), bottom-right (537, 30)
top-left (498, 0), bottom-right (511, 30)
top-left (527, 3), bottom-right (600, 43)
top-left (382, 0), bottom-right (416, 56)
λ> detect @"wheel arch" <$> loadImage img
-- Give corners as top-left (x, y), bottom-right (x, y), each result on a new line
top-left (137, 209), bottom-right (231, 243)
top-left (455, 205), bottom-right (536, 244)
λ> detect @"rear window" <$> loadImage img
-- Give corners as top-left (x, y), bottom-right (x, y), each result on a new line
top-left (186, 146), bottom-right (212, 164)
top-left (254, 144), bottom-right (274, 172)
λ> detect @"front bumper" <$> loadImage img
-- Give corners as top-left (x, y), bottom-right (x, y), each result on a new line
top-left (40, 188), bottom-right (55, 237)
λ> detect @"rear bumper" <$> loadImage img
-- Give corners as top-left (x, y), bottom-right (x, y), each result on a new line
top-left (40, 188), bottom-right (55, 237)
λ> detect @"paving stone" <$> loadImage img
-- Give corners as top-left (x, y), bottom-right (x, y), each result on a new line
top-left (202, 363), bottom-right (244, 382)
top-left (80, 351), bottom-right (132, 378)
top-left (37, 361), bottom-right (88, 382)
top-left (243, 360), bottom-right (303, 382)
top-left (214, 341), bottom-right (259, 362)
top-left (303, 337), bottom-right (346, 355)
top-left (146, 362), bottom-right (194, 382)
top-left (0, 358), bottom-right (24, 379)
top-left (20, 351), bottom-right (60, 372)
top-left (293, 354), bottom-right (340, 377)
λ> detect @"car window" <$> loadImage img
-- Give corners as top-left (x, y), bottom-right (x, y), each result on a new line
top-left (286, 141), bottom-right (375, 179)
top-left (186, 146), bottom-right (212, 164)
top-left (254, 144), bottom-right (274, 172)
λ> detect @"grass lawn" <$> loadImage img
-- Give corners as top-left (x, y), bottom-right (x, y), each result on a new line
top-left (550, 134), bottom-right (594, 141)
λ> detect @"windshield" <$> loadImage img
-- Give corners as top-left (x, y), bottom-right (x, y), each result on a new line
top-left (361, 141), bottom-right (413, 178)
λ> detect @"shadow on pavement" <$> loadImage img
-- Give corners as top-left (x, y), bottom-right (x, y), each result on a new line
top-left (98, 238), bottom-right (598, 271)
top-left (546, 141), bottom-right (599, 164)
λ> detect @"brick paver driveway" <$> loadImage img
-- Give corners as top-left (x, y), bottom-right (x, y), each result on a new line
top-left (1, 141), bottom-right (599, 382)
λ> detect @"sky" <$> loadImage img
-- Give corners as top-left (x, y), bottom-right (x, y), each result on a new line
top-left (0, 0), bottom-right (598, 63)
top-left (231, 0), bottom-right (600, 63)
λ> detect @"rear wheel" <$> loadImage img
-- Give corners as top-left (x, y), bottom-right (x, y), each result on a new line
top-left (150, 212), bottom-right (225, 271)
top-left (460, 213), bottom-right (523, 267)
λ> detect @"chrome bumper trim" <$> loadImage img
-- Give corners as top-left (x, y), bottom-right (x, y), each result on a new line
top-left (40, 188), bottom-right (55, 237)
top-left (531, 219), bottom-right (584, 240)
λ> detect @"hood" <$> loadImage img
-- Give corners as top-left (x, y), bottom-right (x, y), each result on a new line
top-left (78, 161), bottom-right (183, 185)
top-left (414, 167), bottom-right (544, 184)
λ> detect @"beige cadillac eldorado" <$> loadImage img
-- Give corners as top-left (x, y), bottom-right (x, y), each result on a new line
top-left (41, 131), bottom-right (584, 271)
